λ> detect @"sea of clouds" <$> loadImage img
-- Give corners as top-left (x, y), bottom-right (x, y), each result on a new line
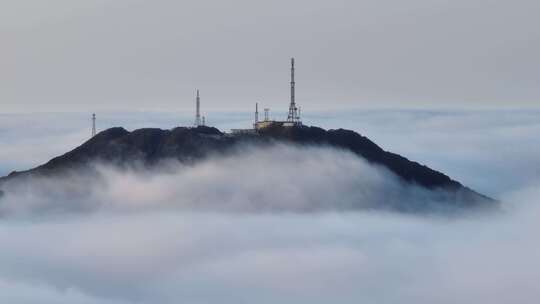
top-left (0, 109), bottom-right (538, 303)
top-left (0, 144), bottom-right (479, 216)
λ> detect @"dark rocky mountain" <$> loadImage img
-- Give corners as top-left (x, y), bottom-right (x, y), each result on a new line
top-left (0, 125), bottom-right (494, 210)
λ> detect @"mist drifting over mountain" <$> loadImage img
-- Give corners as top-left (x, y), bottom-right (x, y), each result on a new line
top-left (0, 110), bottom-right (538, 303)
top-left (2, 0), bottom-right (540, 300)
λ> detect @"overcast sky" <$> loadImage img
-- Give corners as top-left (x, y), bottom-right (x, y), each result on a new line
top-left (1, 0), bottom-right (539, 112)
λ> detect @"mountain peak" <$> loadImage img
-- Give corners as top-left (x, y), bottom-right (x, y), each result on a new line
top-left (0, 124), bottom-right (494, 211)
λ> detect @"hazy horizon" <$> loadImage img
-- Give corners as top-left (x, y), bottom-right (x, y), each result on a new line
top-left (2, 109), bottom-right (539, 199)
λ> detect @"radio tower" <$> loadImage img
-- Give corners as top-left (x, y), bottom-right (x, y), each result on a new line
top-left (91, 113), bottom-right (96, 137)
top-left (194, 89), bottom-right (201, 127)
top-left (255, 102), bottom-right (259, 125)
top-left (287, 58), bottom-right (299, 123)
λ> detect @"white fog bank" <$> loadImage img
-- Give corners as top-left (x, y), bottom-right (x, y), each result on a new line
top-left (0, 184), bottom-right (538, 304)
top-left (0, 110), bottom-right (537, 303)
top-left (0, 144), bottom-right (484, 217)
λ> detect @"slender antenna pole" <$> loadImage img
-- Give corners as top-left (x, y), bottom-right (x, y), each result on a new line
top-left (92, 113), bottom-right (96, 137)
top-left (255, 102), bottom-right (259, 124)
top-left (287, 58), bottom-right (298, 123)
top-left (195, 89), bottom-right (201, 127)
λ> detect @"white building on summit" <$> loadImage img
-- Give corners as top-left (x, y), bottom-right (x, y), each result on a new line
top-left (231, 58), bottom-right (303, 135)
top-left (253, 57), bottom-right (303, 130)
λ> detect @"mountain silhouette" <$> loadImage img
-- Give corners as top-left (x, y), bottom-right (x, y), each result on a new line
top-left (0, 125), bottom-right (494, 211)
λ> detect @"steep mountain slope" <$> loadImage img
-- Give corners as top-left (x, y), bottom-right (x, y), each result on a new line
top-left (0, 125), bottom-right (494, 210)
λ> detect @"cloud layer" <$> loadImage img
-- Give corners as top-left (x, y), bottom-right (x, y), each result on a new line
top-left (0, 110), bottom-right (538, 303)
top-left (0, 184), bottom-right (539, 304)
top-left (1, 144), bottom-right (469, 216)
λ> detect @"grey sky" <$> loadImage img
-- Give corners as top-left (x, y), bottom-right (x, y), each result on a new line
top-left (1, 0), bottom-right (539, 112)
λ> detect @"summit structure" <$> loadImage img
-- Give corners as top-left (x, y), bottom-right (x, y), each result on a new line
top-left (287, 58), bottom-right (300, 123)
top-left (251, 58), bottom-right (302, 131)
top-left (91, 113), bottom-right (96, 138)
top-left (194, 90), bottom-right (201, 127)
top-left (232, 58), bottom-right (303, 134)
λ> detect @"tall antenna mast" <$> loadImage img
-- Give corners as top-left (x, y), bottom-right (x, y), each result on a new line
top-left (255, 102), bottom-right (259, 124)
top-left (194, 89), bottom-right (201, 127)
top-left (91, 113), bottom-right (96, 137)
top-left (287, 57), bottom-right (298, 123)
